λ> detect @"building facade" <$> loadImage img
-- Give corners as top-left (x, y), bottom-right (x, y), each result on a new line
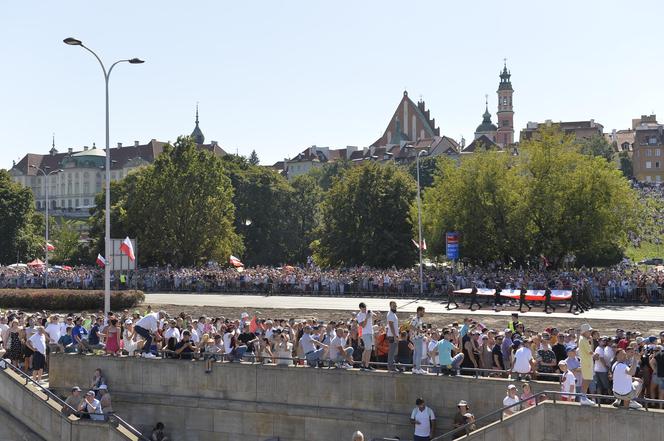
top-left (632, 115), bottom-right (663, 183)
top-left (520, 119), bottom-right (604, 143)
top-left (496, 63), bottom-right (515, 146)
top-left (9, 112), bottom-right (225, 217)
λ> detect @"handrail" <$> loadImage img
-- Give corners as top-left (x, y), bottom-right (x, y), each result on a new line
top-left (431, 390), bottom-right (664, 440)
top-left (0, 358), bottom-right (147, 440)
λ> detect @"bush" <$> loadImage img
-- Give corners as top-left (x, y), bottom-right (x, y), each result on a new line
top-left (0, 289), bottom-right (144, 311)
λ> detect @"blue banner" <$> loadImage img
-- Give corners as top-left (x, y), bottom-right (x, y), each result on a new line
top-left (446, 232), bottom-right (459, 260)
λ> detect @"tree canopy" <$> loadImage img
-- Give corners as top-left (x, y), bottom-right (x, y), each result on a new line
top-left (0, 170), bottom-right (43, 264)
top-left (422, 129), bottom-right (640, 267)
top-left (314, 162), bottom-right (417, 268)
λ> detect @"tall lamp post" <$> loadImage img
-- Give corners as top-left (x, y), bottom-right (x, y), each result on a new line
top-left (29, 165), bottom-right (62, 287)
top-left (64, 37), bottom-right (144, 314)
top-left (415, 150), bottom-right (427, 296)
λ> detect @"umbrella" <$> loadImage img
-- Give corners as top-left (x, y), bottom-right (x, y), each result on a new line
top-left (27, 259), bottom-right (44, 267)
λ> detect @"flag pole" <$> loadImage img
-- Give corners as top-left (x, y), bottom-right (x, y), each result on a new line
top-left (416, 150), bottom-right (426, 296)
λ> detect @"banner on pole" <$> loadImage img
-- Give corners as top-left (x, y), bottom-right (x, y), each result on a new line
top-left (446, 232), bottom-right (459, 260)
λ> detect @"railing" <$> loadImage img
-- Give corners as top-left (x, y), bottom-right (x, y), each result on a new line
top-left (0, 359), bottom-right (148, 440)
top-left (431, 390), bottom-right (664, 440)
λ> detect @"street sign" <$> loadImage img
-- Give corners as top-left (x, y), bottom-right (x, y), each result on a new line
top-left (446, 232), bottom-right (459, 260)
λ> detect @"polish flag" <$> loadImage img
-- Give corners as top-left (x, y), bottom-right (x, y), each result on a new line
top-left (411, 238), bottom-right (427, 251)
top-left (96, 254), bottom-right (106, 268)
top-left (120, 237), bottom-right (135, 261)
top-left (229, 255), bottom-right (244, 268)
top-left (45, 242), bottom-right (55, 252)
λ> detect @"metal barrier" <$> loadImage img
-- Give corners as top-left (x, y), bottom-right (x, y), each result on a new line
top-left (430, 390), bottom-right (664, 441)
top-left (0, 359), bottom-right (148, 440)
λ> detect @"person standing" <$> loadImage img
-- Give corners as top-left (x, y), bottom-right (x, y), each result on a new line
top-left (356, 303), bottom-right (378, 371)
top-left (578, 324), bottom-right (596, 406)
top-left (446, 283), bottom-right (459, 310)
top-left (593, 337), bottom-right (611, 397)
top-left (493, 281), bottom-right (503, 310)
top-left (410, 397), bottom-right (436, 441)
top-left (517, 284), bottom-right (531, 313)
top-left (386, 301), bottom-right (399, 372)
top-left (467, 283), bottom-right (482, 311)
top-left (410, 306), bottom-right (426, 374)
top-left (542, 286), bottom-right (556, 314)
top-left (27, 326), bottom-right (47, 383)
top-left (568, 284), bottom-right (583, 314)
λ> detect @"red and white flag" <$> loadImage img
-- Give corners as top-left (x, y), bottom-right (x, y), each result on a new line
top-left (120, 237), bottom-right (135, 261)
top-left (412, 238), bottom-right (427, 251)
top-left (96, 254), bottom-right (106, 268)
top-left (45, 242), bottom-right (55, 252)
top-left (229, 255), bottom-right (244, 268)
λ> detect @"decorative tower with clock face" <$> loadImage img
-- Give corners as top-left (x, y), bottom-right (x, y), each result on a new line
top-left (496, 60), bottom-right (514, 147)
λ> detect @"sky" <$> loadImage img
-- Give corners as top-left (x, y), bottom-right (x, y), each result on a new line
top-left (1, 1), bottom-right (663, 169)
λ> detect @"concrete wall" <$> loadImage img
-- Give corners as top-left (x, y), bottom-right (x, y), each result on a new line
top-left (50, 354), bottom-right (556, 441)
top-left (0, 366), bottom-right (137, 441)
top-left (463, 401), bottom-right (664, 441)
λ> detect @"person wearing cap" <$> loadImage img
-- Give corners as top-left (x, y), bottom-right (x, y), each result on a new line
top-left (299, 325), bottom-right (327, 367)
top-left (507, 314), bottom-right (522, 334)
top-left (501, 329), bottom-right (513, 370)
top-left (542, 285), bottom-right (556, 314)
top-left (517, 283), bottom-right (532, 313)
top-left (410, 306), bottom-right (427, 375)
top-left (453, 400), bottom-right (474, 437)
top-left (63, 386), bottom-right (83, 417)
top-left (611, 349), bottom-right (644, 409)
top-left (568, 284), bottom-right (584, 314)
top-left (351, 431), bottom-right (364, 441)
top-left (558, 360), bottom-right (576, 401)
top-left (122, 319), bottom-right (138, 356)
top-left (649, 344), bottom-right (664, 407)
top-left (578, 324), bottom-right (596, 405)
top-left (98, 384), bottom-right (113, 415)
top-left (466, 282), bottom-right (482, 311)
top-left (174, 330), bottom-right (197, 360)
top-left (78, 390), bottom-right (104, 421)
top-left (502, 385), bottom-right (521, 417)
top-left (410, 397), bottom-right (436, 441)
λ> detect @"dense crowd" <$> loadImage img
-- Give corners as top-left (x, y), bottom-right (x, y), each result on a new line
top-left (2, 303), bottom-right (663, 414)
top-left (3, 262), bottom-right (664, 305)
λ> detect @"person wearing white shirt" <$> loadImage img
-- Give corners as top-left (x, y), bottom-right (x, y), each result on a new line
top-left (593, 337), bottom-right (611, 396)
top-left (45, 315), bottom-right (63, 352)
top-left (502, 385), bottom-right (521, 417)
top-left (410, 397), bottom-right (436, 441)
top-left (410, 307), bottom-right (426, 374)
top-left (386, 301), bottom-right (399, 372)
top-left (612, 349), bottom-right (643, 409)
top-left (134, 311), bottom-right (167, 358)
top-left (329, 328), bottom-right (354, 368)
top-left (27, 327), bottom-right (47, 383)
top-left (511, 341), bottom-right (533, 379)
top-left (356, 302), bottom-right (378, 371)
top-left (558, 360), bottom-right (576, 401)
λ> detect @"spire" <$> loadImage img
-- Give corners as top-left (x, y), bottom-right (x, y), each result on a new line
top-left (49, 133), bottom-right (58, 156)
top-left (499, 59), bottom-right (512, 90)
top-left (191, 102), bottom-right (205, 144)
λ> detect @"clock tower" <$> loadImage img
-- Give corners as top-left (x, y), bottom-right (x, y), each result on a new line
top-left (496, 60), bottom-right (514, 147)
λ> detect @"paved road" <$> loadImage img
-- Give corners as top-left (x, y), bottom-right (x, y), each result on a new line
top-left (144, 293), bottom-right (664, 323)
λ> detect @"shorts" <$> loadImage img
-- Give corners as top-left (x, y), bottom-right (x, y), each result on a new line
top-left (654, 377), bottom-right (664, 389)
top-left (32, 352), bottom-right (46, 370)
top-left (581, 365), bottom-right (594, 381)
top-left (614, 380), bottom-right (642, 401)
top-left (361, 333), bottom-right (374, 348)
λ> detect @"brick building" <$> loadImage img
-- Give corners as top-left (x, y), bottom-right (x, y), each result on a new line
top-left (632, 115), bottom-right (664, 183)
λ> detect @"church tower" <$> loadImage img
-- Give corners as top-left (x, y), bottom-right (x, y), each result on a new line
top-left (496, 60), bottom-right (514, 146)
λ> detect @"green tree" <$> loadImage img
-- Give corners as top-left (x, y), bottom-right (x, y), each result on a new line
top-left (618, 151), bottom-right (633, 179)
top-left (0, 170), bottom-right (43, 264)
top-left (51, 220), bottom-right (82, 264)
top-left (315, 163), bottom-right (417, 268)
top-left (248, 150), bottom-right (260, 165)
top-left (90, 137), bottom-right (241, 266)
top-left (579, 134), bottom-right (614, 161)
top-left (408, 155), bottom-right (441, 189)
top-left (288, 174), bottom-right (323, 263)
top-left (308, 160), bottom-right (352, 191)
top-left (222, 155), bottom-right (295, 265)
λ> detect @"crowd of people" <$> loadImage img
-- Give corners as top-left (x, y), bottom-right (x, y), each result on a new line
top-left (1, 301), bottom-right (663, 416)
top-left (3, 262), bottom-right (664, 306)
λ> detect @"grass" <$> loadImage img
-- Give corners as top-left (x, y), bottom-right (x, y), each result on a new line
top-left (625, 241), bottom-right (663, 263)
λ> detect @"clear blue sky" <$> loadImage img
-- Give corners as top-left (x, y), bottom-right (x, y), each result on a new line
top-left (1, 1), bottom-right (662, 169)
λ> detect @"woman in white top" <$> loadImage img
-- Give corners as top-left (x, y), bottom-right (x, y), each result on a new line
top-left (122, 320), bottom-right (138, 356)
top-left (502, 384), bottom-right (521, 417)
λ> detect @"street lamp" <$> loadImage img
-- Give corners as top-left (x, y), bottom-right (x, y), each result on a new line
top-left (415, 150), bottom-right (427, 296)
top-left (64, 37), bottom-right (144, 314)
top-left (29, 165), bottom-right (62, 287)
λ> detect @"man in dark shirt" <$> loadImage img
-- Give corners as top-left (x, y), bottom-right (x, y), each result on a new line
top-left (88, 317), bottom-right (104, 350)
top-left (552, 334), bottom-right (567, 364)
top-left (237, 329), bottom-right (258, 355)
top-left (492, 335), bottom-right (505, 371)
top-left (543, 286), bottom-right (556, 314)
top-left (174, 330), bottom-right (196, 360)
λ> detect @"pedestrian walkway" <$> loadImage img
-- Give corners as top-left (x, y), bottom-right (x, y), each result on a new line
top-left (144, 293), bottom-right (664, 322)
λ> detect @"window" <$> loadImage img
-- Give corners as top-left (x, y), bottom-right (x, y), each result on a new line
top-left (646, 161), bottom-right (652, 169)
top-left (84, 199), bottom-right (89, 205)
top-left (657, 176), bottom-right (662, 183)
top-left (650, 137), bottom-right (658, 145)
top-left (503, 120), bottom-right (509, 127)
top-left (657, 162), bottom-right (660, 169)
top-left (622, 142), bottom-right (630, 150)
top-left (657, 149), bottom-right (661, 156)
top-left (647, 149), bottom-right (652, 157)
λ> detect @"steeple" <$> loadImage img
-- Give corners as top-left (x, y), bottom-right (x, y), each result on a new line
top-left (191, 103), bottom-right (205, 144)
top-left (499, 58), bottom-right (512, 90)
top-left (49, 133), bottom-right (58, 156)
top-left (475, 94), bottom-right (497, 140)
